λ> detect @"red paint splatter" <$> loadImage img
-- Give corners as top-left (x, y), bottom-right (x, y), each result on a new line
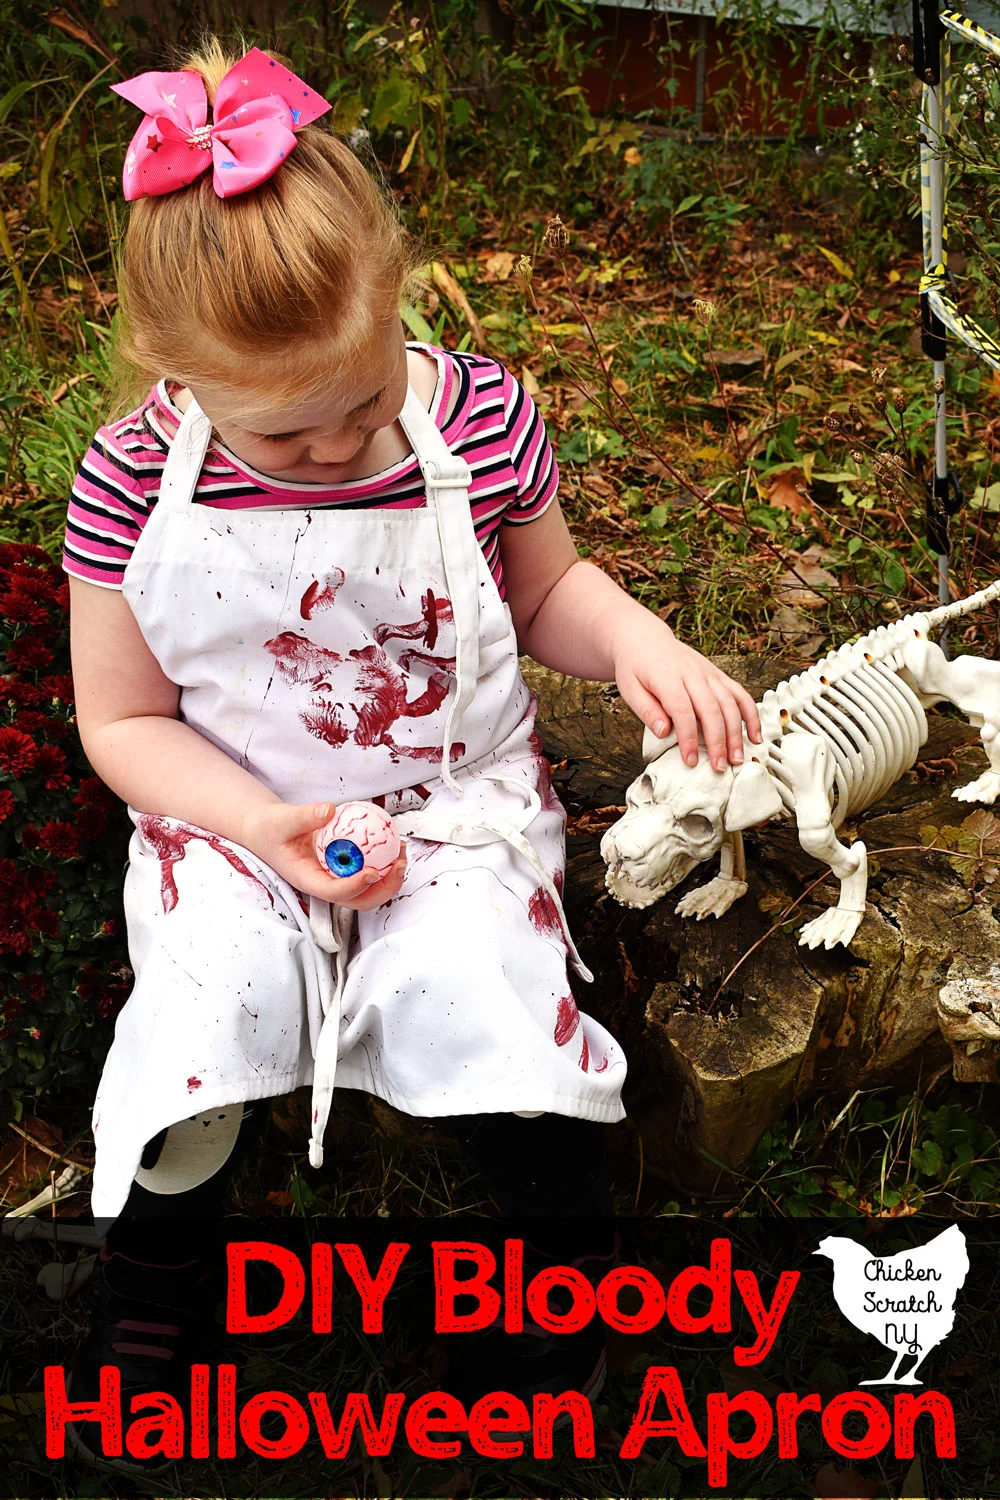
top-left (267, 607), bottom-right (461, 765)
top-left (528, 886), bottom-right (562, 937)
top-left (300, 568), bottom-right (345, 619)
top-left (374, 590), bottom-right (453, 650)
top-left (187, 1076), bottom-right (202, 1092)
top-left (397, 647), bottom-right (457, 675)
top-left (137, 814), bottom-right (275, 915)
top-left (579, 1035), bottom-right (590, 1072)
top-left (295, 891), bottom-right (310, 916)
top-left (554, 869), bottom-right (564, 896)
top-left (554, 994), bottom-right (580, 1046)
top-left (344, 644), bottom-right (461, 762)
top-left (300, 701), bottom-right (349, 747)
top-left (264, 632), bottom-right (344, 687)
top-left (528, 729), bottom-right (564, 814)
top-left (594, 1053), bottom-right (609, 1073)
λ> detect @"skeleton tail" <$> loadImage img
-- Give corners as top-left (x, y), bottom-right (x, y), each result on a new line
top-left (920, 577), bottom-right (1000, 632)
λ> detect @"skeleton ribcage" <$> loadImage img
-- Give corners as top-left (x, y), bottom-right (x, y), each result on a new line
top-left (765, 652), bottom-right (929, 826)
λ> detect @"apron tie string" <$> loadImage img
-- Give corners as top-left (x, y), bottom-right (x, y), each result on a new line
top-left (424, 453), bottom-right (477, 794)
top-left (303, 770), bottom-right (593, 1170)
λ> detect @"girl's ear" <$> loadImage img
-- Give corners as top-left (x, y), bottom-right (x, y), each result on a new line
top-left (642, 724), bottom-right (678, 762)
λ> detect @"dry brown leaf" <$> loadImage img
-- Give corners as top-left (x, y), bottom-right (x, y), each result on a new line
top-left (776, 557), bottom-right (838, 608)
top-left (430, 261), bottom-right (486, 349)
top-left (617, 940), bottom-right (640, 999)
top-left (766, 468), bottom-right (815, 516)
top-left (483, 250), bottom-right (516, 282)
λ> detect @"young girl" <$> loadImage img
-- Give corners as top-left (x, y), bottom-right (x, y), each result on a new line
top-left (63, 40), bottom-right (761, 1441)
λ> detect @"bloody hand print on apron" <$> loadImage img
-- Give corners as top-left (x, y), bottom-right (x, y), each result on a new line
top-left (90, 382), bottom-right (626, 1219)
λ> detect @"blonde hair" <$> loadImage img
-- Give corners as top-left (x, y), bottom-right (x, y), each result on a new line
top-left (113, 39), bottom-right (417, 417)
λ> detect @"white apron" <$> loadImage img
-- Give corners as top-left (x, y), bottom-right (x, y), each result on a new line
top-left (91, 378), bottom-right (626, 1218)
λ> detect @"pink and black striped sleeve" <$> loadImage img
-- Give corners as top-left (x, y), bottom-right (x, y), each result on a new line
top-left (61, 412), bottom-right (161, 589)
top-left (498, 364), bottom-right (560, 525)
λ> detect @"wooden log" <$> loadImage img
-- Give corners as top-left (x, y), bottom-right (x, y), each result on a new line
top-left (522, 657), bottom-right (1000, 1193)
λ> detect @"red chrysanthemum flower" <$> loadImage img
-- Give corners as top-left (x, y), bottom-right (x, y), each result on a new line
top-left (7, 568), bottom-right (59, 602)
top-left (0, 592), bottom-right (49, 626)
top-left (31, 743), bottom-right (69, 790)
top-left (76, 806), bottom-right (108, 841)
top-left (0, 677), bottom-right (46, 707)
top-left (40, 675), bottom-right (75, 704)
top-left (19, 825), bottom-right (39, 851)
top-left (99, 979), bottom-right (130, 1020)
top-left (1, 932), bottom-right (34, 956)
top-left (1, 543), bottom-right (52, 568)
top-left (0, 727), bottom-right (39, 777)
top-left (75, 775), bottom-right (115, 810)
top-left (10, 709), bottom-right (69, 742)
top-left (22, 974), bottom-right (46, 1002)
top-left (7, 638), bottom-right (53, 671)
top-left (75, 963), bottom-right (102, 1002)
top-left (34, 820), bottom-right (81, 858)
top-left (102, 918), bottom-right (117, 937)
top-left (54, 581), bottom-right (69, 612)
top-left (0, 788), bottom-right (14, 822)
top-left (12, 710), bottom-right (48, 736)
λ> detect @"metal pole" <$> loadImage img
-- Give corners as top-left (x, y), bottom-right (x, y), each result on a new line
top-left (915, 0), bottom-right (953, 649)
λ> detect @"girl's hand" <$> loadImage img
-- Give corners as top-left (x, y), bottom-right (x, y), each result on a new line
top-left (615, 618), bottom-right (762, 772)
top-left (241, 801), bottom-right (407, 910)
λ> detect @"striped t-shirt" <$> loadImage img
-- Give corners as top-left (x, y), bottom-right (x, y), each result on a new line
top-left (61, 343), bottom-right (558, 600)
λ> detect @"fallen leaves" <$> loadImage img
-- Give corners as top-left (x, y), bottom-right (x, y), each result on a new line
top-left (920, 808), bottom-right (1000, 887)
top-left (765, 466), bottom-right (815, 516)
top-left (430, 261), bottom-right (486, 350)
top-left (776, 545), bottom-right (839, 607)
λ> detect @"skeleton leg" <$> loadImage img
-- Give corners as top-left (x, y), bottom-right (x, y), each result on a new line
top-left (776, 732), bottom-right (868, 951)
top-left (674, 832), bottom-right (749, 920)
top-left (903, 634), bottom-right (1000, 803)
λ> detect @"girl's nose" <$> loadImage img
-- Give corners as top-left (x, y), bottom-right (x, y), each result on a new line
top-left (308, 430), bottom-right (363, 466)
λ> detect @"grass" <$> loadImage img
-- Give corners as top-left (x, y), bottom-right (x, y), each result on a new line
top-left (6, 145), bottom-right (1000, 1218)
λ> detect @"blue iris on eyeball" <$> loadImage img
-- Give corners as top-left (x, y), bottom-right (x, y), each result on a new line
top-left (323, 838), bottom-right (364, 877)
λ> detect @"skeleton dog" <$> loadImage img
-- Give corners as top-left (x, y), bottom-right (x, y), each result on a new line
top-left (601, 580), bottom-right (1000, 950)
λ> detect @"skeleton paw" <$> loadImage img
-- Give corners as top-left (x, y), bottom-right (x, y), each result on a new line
top-left (675, 876), bottom-right (748, 921)
top-left (952, 771), bottom-right (1000, 805)
top-left (798, 906), bottom-right (865, 951)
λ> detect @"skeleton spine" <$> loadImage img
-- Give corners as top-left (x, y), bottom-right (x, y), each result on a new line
top-left (920, 576), bottom-right (1000, 630)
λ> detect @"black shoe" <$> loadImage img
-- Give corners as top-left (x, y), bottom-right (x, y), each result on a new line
top-left (66, 1238), bottom-right (216, 1474)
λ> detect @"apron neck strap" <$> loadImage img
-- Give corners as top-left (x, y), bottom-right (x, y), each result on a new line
top-left (159, 399), bottom-right (214, 513)
top-left (398, 387), bottom-right (479, 794)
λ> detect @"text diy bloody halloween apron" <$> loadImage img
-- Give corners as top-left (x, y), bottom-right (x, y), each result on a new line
top-left (90, 379), bottom-right (626, 1219)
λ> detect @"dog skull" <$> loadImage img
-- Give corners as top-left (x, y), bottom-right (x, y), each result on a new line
top-left (601, 747), bottom-right (733, 909)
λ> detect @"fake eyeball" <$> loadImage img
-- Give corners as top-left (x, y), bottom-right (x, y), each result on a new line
top-left (314, 801), bottom-right (401, 881)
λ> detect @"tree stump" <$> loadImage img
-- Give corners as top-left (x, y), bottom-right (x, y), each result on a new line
top-left (523, 656), bottom-right (1000, 1193)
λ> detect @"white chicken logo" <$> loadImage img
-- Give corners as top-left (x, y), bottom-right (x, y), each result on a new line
top-left (814, 1225), bottom-right (969, 1386)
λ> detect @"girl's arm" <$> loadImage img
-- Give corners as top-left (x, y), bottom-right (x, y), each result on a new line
top-left (67, 576), bottom-right (403, 907)
top-left (499, 499), bottom-right (762, 772)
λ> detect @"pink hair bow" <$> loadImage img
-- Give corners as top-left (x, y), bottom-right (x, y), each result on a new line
top-left (112, 47), bottom-right (331, 201)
